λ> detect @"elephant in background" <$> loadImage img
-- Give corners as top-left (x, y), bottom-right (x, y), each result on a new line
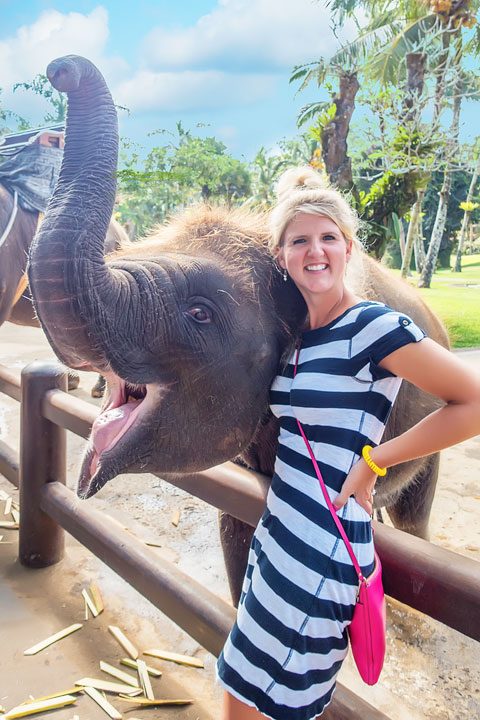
top-left (28, 56), bottom-right (449, 605)
top-left (0, 130), bottom-right (129, 396)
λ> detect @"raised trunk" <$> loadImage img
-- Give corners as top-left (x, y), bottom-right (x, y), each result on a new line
top-left (28, 55), bottom-right (121, 369)
top-left (453, 157), bottom-right (480, 272)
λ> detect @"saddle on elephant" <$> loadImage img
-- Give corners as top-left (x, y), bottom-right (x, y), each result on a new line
top-left (0, 127), bottom-right (63, 308)
top-left (0, 125), bottom-right (64, 214)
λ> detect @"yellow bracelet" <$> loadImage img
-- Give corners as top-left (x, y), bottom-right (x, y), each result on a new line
top-left (362, 445), bottom-right (387, 477)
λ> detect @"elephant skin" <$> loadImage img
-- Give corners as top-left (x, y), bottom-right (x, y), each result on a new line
top-left (28, 56), bottom-right (449, 605)
top-left (0, 176), bottom-right (129, 393)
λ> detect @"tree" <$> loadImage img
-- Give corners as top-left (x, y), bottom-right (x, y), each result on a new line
top-left (453, 149), bottom-right (480, 270)
top-left (115, 124), bottom-right (251, 236)
top-left (249, 134), bottom-right (319, 208)
top-left (0, 88), bottom-right (29, 137)
top-left (13, 74), bottom-right (67, 124)
top-left (418, 14), bottom-right (480, 286)
top-left (307, 0), bottom-right (480, 269)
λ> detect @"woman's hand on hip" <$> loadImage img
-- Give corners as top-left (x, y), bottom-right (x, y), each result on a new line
top-left (333, 459), bottom-right (377, 516)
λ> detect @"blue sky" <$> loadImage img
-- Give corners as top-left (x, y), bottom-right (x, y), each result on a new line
top-left (1, 1), bottom-right (478, 164)
top-left (0, 1), bottom-right (362, 161)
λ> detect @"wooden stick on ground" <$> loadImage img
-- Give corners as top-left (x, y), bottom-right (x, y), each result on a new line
top-left (24, 624), bottom-right (83, 656)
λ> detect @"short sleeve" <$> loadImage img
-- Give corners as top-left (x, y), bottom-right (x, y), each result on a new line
top-left (368, 311), bottom-right (426, 366)
top-left (352, 305), bottom-right (426, 381)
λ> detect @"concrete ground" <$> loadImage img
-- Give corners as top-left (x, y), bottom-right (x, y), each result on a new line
top-left (0, 504), bottom-right (218, 720)
top-left (0, 323), bottom-right (479, 720)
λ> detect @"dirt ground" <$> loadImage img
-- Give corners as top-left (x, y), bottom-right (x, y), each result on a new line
top-left (0, 323), bottom-right (479, 720)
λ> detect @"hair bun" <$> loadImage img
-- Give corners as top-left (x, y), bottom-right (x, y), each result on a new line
top-left (275, 166), bottom-right (329, 202)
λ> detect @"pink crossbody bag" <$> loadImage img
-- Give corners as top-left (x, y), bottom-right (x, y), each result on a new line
top-left (294, 347), bottom-right (386, 685)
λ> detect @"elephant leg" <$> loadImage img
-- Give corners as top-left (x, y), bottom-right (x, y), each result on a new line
top-left (66, 368), bottom-right (80, 391)
top-left (219, 512), bottom-right (254, 607)
top-left (91, 374), bottom-right (106, 398)
top-left (385, 453), bottom-right (440, 540)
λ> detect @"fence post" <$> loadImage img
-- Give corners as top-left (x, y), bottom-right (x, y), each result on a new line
top-left (19, 361), bottom-right (67, 567)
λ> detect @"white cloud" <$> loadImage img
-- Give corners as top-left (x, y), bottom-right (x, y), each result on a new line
top-left (0, 7), bottom-right (127, 121)
top-left (115, 69), bottom-right (276, 113)
top-left (142, 0), bottom-right (362, 72)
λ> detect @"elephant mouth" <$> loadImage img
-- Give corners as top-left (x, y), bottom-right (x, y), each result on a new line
top-left (77, 373), bottom-right (163, 498)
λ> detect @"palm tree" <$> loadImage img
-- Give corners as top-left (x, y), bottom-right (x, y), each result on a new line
top-left (453, 147), bottom-right (480, 271)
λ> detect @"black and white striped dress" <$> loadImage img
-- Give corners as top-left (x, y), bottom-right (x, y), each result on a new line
top-left (217, 302), bottom-right (426, 720)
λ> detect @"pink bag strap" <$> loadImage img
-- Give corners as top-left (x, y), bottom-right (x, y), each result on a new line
top-left (293, 347), bottom-right (365, 582)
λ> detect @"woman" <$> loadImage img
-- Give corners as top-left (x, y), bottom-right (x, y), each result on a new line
top-left (217, 167), bottom-right (480, 720)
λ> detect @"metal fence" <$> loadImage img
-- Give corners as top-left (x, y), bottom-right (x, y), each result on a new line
top-left (1, 360), bottom-right (479, 720)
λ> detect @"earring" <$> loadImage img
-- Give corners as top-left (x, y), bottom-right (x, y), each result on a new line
top-left (283, 269), bottom-right (288, 282)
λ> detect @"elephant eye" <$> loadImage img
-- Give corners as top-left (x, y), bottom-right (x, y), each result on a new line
top-left (185, 305), bottom-right (212, 324)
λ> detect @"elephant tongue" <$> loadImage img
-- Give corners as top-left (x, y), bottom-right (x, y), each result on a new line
top-left (91, 400), bottom-right (141, 456)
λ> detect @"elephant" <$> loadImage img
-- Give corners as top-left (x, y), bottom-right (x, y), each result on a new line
top-left (28, 56), bottom-right (449, 605)
top-left (0, 140), bottom-right (129, 396)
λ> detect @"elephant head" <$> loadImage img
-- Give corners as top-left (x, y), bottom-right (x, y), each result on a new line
top-left (28, 56), bottom-right (306, 498)
top-left (29, 56), bottom-right (449, 549)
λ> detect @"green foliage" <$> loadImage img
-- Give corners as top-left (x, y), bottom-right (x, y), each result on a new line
top-left (249, 133), bottom-right (320, 208)
top-left (423, 168), bottom-right (480, 267)
top-left (0, 87), bottom-right (29, 136)
top-left (115, 124), bottom-right (251, 236)
top-left (393, 255), bottom-right (480, 347)
top-left (308, 104), bottom-right (337, 142)
top-left (13, 74), bottom-right (67, 123)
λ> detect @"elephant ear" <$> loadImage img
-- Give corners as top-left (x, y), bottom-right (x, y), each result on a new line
top-left (269, 262), bottom-right (307, 340)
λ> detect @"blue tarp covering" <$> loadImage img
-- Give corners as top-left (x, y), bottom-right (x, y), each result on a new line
top-left (0, 143), bottom-right (63, 213)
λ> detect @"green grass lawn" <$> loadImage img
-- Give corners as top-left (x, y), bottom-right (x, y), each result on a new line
top-left (392, 255), bottom-right (480, 348)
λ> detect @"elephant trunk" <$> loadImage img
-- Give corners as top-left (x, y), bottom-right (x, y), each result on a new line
top-left (28, 55), bottom-right (123, 370)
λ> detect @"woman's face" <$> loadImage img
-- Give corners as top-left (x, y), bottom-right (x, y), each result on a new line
top-left (276, 213), bottom-right (352, 300)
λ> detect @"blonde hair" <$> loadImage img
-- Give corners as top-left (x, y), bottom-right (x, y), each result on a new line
top-left (269, 166), bottom-right (361, 252)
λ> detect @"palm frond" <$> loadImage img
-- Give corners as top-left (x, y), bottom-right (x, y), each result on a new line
top-left (290, 59), bottom-right (329, 94)
top-left (297, 102), bottom-right (331, 128)
top-left (367, 13), bottom-right (440, 84)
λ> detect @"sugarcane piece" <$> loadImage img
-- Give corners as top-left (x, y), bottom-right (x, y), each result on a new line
top-left (83, 687), bottom-right (122, 720)
top-left (24, 623), bottom-right (83, 655)
top-left (108, 626), bottom-right (138, 659)
top-left (100, 661), bottom-right (139, 687)
top-left (4, 694), bottom-right (77, 718)
top-left (136, 659), bottom-right (154, 700)
top-left (18, 688), bottom-right (82, 705)
top-left (0, 521), bottom-right (19, 529)
top-left (11, 508), bottom-right (20, 524)
top-left (89, 582), bottom-right (104, 614)
top-left (171, 509), bottom-right (181, 526)
top-left (117, 696), bottom-right (193, 707)
top-left (120, 658), bottom-right (162, 678)
top-left (81, 588), bottom-right (98, 617)
top-left (143, 648), bottom-right (204, 668)
top-left (4, 497), bottom-right (12, 515)
top-left (75, 678), bottom-right (140, 695)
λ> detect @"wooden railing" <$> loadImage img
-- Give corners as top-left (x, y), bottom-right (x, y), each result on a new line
top-left (1, 360), bottom-right (479, 720)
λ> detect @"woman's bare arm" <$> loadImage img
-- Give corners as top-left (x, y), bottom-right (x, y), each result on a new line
top-left (334, 338), bottom-right (480, 513)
